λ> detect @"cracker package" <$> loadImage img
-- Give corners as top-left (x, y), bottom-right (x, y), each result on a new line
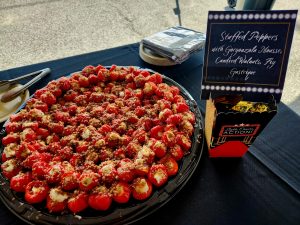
top-left (205, 96), bottom-right (277, 157)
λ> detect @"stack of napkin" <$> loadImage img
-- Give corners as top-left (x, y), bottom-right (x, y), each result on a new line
top-left (141, 26), bottom-right (206, 64)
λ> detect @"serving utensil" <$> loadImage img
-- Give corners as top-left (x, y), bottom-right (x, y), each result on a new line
top-left (0, 69), bottom-right (49, 88)
top-left (1, 68), bottom-right (51, 103)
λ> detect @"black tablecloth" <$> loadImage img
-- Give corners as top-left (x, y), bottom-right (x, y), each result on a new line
top-left (1, 43), bottom-right (299, 225)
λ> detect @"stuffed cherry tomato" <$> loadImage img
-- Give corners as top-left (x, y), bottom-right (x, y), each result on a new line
top-left (25, 181), bottom-right (49, 204)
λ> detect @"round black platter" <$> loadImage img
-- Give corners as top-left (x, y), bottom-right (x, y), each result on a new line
top-left (0, 68), bottom-right (204, 225)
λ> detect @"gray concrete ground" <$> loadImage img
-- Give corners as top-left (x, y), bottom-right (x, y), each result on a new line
top-left (1, 0), bottom-right (300, 114)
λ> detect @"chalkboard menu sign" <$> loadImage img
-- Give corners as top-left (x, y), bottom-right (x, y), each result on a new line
top-left (201, 10), bottom-right (298, 103)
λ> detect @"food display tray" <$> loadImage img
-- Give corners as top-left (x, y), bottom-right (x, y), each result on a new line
top-left (0, 68), bottom-right (204, 225)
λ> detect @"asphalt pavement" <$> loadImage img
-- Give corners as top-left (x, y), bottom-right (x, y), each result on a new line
top-left (0, 0), bottom-right (299, 114)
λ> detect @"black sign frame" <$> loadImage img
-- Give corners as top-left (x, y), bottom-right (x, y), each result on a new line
top-left (201, 10), bottom-right (298, 103)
